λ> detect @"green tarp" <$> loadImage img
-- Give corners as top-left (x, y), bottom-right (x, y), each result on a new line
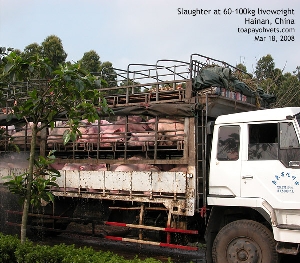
top-left (192, 66), bottom-right (276, 104)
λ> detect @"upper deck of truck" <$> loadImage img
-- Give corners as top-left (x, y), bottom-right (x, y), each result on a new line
top-left (90, 54), bottom-right (269, 118)
top-left (0, 54), bottom-right (269, 123)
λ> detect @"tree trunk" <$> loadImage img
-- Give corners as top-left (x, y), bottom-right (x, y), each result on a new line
top-left (20, 123), bottom-right (37, 243)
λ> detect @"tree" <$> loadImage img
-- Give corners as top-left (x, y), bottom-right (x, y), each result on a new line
top-left (254, 55), bottom-right (284, 104)
top-left (253, 54), bottom-right (300, 107)
top-left (258, 70), bottom-right (283, 96)
top-left (119, 78), bottom-right (141, 94)
top-left (0, 47), bottom-right (10, 83)
top-left (41, 35), bottom-right (67, 69)
top-left (234, 63), bottom-right (253, 82)
top-left (22, 43), bottom-right (42, 59)
top-left (99, 61), bottom-right (117, 87)
top-left (274, 73), bottom-right (300, 107)
top-left (255, 54), bottom-right (275, 81)
top-left (80, 50), bottom-right (101, 72)
top-left (1, 49), bottom-right (111, 243)
top-left (294, 66), bottom-right (300, 81)
top-left (79, 52), bottom-right (118, 95)
top-left (235, 63), bottom-right (247, 73)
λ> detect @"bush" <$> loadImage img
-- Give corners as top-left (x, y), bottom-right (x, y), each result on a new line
top-left (0, 233), bottom-right (21, 263)
top-left (15, 243), bottom-right (67, 263)
top-left (0, 233), bottom-right (168, 263)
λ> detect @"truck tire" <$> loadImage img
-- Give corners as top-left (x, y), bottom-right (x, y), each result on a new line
top-left (212, 219), bottom-right (278, 263)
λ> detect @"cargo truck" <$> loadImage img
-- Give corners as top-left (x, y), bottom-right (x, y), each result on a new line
top-left (0, 54), bottom-right (299, 263)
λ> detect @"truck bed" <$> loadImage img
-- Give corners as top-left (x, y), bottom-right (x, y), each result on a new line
top-left (0, 56), bottom-right (263, 217)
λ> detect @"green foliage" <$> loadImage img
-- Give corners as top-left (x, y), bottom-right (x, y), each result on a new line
top-left (13, 238), bottom-right (34, 262)
top-left (234, 63), bottom-right (252, 80)
top-left (0, 233), bottom-right (21, 263)
top-left (41, 35), bottom-right (67, 69)
top-left (4, 55), bottom-right (112, 141)
top-left (18, 244), bottom-right (69, 263)
top-left (79, 52), bottom-right (119, 96)
top-left (99, 61), bottom-right (118, 88)
top-left (113, 79), bottom-right (141, 95)
top-left (294, 66), bottom-right (300, 81)
top-left (235, 63), bottom-right (247, 73)
top-left (0, 234), bottom-right (167, 263)
top-left (47, 62), bottom-right (112, 141)
top-left (79, 50), bottom-right (101, 72)
top-left (274, 72), bottom-right (300, 107)
top-left (253, 54), bottom-right (300, 107)
top-left (1, 50), bottom-right (52, 82)
top-left (3, 35), bottom-right (67, 76)
top-left (255, 54), bottom-right (275, 81)
top-left (22, 43), bottom-right (43, 60)
top-left (3, 151), bottom-right (60, 207)
top-left (0, 45), bottom-right (113, 242)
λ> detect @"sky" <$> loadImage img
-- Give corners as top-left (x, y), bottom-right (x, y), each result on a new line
top-left (0, 0), bottom-right (299, 76)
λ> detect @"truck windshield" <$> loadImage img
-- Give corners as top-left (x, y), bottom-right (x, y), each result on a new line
top-left (279, 121), bottom-right (300, 168)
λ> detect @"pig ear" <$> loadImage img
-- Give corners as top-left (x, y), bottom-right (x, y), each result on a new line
top-left (114, 128), bottom-right (121, 133)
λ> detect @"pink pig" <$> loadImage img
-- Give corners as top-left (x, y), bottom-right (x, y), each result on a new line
top-left (127, 131), bottom-right (156, 147)
top-left (99, 128), bottom-right (126, 147)
top-left (47, 122), bottom-right (70, 147)
top-left (114, 163), bottom-right (160, 172)
top-left (77, 124), bottom-right (98, 144)
top-left (61, 163), bottom-right (93, 171)
top-left (147, 118), bottom-right (184, 146)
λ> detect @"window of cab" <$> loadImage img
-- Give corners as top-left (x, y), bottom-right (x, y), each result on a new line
top-left (248, 123), bottom-right (278, 160)
top-left (217, 125), bottom-right (240, 161)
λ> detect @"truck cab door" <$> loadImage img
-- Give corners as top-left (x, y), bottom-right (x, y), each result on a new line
top-left (209, 125), bottom-right (242, 197)
top-left (241, 122), bottom-right (300, 208)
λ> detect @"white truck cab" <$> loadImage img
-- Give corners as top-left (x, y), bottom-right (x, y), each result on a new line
top-left (207, 107), bottom-right (300, 262)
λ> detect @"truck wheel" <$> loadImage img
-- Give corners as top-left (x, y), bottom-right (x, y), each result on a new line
top-left (212, 220), bottom-right (278, 263)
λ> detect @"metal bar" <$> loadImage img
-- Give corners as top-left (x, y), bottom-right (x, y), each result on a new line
top-left (105, 221), bottom-right (198, 234)
top-left (203, 95), bottom-right (208, 219)
top-left (139, 204), bottom-right (145, 240)
top-left (6, 222), bottom-right (106, 237)
top-left (105, 236), bottom-right (198, 251)
top-left (195, 94), bottom-right (200, 211)
top-left (190, 53), bottom-right (252, 77)
top-left (5, 210), bottom-right (104, 224)
top-left (108, 206), bottom-right (168, 211)
top-left (166, 210), bottom-right (172, 244)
